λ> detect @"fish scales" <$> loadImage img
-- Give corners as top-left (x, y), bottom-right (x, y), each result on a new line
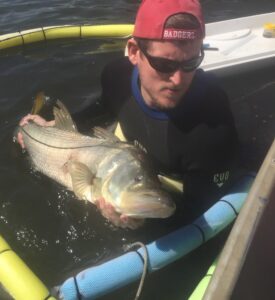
top-left (21, 123), bottom-right (129, 190)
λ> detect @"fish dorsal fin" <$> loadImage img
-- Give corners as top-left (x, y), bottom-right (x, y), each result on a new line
top-left (93, 126), bottom-right (120, 143)
top-left (53, 100), bottom-right (78, 132)
top-left (67, 161), bottom-right (97, 203)
top-left (31, 91), bottom-right (47, 114)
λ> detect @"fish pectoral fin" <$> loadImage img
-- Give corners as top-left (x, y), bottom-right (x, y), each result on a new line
top-left (53, 100), bottom-right (78, 132)
top-left (67, 161), bottom-right (96, 203)
top-left (92, 126), bottom-right (120, 143)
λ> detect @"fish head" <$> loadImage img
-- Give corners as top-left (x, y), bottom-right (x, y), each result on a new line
top-left (119, 188), bottom-right (176, 218)
top-left (102, 147), bottom-right (176, 218)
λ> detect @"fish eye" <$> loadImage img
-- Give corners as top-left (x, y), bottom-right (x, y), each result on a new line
top-left (135, 175), bottom-right (143, 182)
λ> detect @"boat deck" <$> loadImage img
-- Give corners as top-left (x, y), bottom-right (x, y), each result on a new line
top-left (202, 12), bottom-right (275, 74)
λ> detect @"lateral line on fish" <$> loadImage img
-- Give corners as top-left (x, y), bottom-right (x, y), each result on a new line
top-left (20, 126), bottom-right (125, 150)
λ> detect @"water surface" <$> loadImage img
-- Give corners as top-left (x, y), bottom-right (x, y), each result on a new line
top-left (0, 1), bottom-right (275, 299)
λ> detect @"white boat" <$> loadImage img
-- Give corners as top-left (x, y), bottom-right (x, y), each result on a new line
top-left (202, 12), bottom-right (275, 76)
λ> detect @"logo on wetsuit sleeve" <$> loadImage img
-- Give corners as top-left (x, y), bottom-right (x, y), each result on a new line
top-left (213, 171), bottom-right (230, 188)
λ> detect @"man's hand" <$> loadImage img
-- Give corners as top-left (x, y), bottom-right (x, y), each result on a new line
top-left (96, 197), bottom-right (144, 230)
top-left (17, 114), bottom-right (55, 148)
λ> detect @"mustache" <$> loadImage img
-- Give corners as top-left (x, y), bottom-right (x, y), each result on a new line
top-left (160, 86), bottom-right (182, 91)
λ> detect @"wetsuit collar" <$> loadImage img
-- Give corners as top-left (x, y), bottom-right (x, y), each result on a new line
top-left (131, 66), bottom-right (169, 120)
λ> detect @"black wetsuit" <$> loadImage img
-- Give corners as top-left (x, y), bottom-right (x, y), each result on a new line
top-left (101, 57), bottom-right (241, 218)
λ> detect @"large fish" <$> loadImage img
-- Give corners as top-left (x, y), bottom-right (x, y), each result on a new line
top-left (17, 93), bottom-right (176, 227)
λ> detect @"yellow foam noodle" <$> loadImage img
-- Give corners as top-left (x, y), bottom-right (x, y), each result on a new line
top-left (0, 235), bottom-right (55, 300)
top-left (188, 259), bottom-right (217, 300)
top-left (22, 30), bottom-right (48, 44)
top-left (0, 24), bottom-right (134, 50)
top-left (44, 25), bottom-right (82, 40)
top-left (81, 24), bottom-right (134, 38)
top-left (0, 35), bottom-right (24, 49)
top-left (0, 29), bottom-right (46, 49)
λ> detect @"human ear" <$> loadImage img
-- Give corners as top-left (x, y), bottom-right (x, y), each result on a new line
top-left (127, 38), bottom-right (139, 66)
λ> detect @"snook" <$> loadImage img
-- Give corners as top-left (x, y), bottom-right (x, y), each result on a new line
top-left (18, 100), bottom-right (176, 222)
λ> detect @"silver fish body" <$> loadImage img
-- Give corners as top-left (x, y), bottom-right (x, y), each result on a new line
top-left (19, 116), bottom-right (175, 219)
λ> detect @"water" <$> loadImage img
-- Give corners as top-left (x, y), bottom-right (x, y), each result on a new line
top-left (0, 1), bottom-right (275, 299)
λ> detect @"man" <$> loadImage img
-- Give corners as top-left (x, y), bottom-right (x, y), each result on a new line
top-left (18, 0), bottom-right (240, 228)
top-left (98, 0), bottom-right (240, 225)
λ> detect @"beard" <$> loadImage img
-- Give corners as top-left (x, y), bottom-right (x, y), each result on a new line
top-left (147, 89), bottom-right (185, 111)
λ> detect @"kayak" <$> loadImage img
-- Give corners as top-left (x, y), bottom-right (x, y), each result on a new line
top-left (202, 12), bottom-right (275, 75)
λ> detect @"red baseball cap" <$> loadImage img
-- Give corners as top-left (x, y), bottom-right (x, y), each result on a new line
top-left (133, 0), bottom-right (205, 40)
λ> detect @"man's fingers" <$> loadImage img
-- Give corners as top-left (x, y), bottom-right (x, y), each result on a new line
top-left (30, 115), bottom-right (47, 126)
top-left (120, 214), bottom-right (129, 223)
top-left (19, 114), bottom-right (54, 127)
top-left (46, 120), bottom-right (55, 127)
top-left (19, 114), bottom-right (32, 126)
top-left (17, 132), bottom-right (25, 149)
top-left (95, 198), bottom-right (143, 229)
top-left (120, 214), bottom-right (144, 229)
top-left (106, 203), bottom-right (116, 215)
top-left (95, 197), bottom-right (105, 210)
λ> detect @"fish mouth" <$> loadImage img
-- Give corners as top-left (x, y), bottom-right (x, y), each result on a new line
top-left (120, 189), bottom-right (176, 219)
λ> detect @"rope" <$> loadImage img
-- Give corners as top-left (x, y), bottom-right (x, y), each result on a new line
top-left (41, 27), bottom-right (47, 42)
top-left (123, 242), bottom-right (149, 300)
top-left (19, 30), bottom-right (25, 45)
top-left (219, 199), bottom-right (238, 217)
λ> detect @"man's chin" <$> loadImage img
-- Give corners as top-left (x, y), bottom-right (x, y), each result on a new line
top-left (156, 97), bottom-right (182, 110)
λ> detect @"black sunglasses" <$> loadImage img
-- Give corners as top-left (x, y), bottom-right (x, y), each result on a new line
top-left (138, 43), bottom-right (204, 74)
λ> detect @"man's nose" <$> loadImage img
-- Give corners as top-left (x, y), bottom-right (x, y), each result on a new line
top-left (169, 69), bottom-right (185, 86)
